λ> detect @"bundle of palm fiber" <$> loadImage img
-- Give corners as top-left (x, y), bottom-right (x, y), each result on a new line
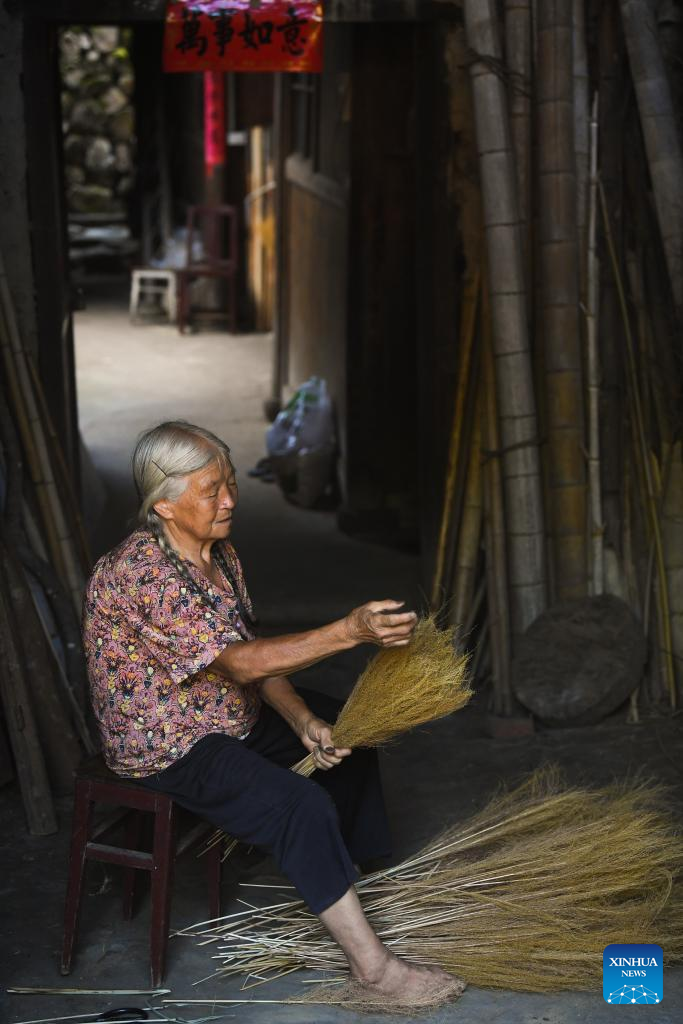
top-left (292, 614), bottom-right (472, 777)
top-left (204, 616), bottom-right (471, 856)
top-left (183, 768), bottom-right (683, 993)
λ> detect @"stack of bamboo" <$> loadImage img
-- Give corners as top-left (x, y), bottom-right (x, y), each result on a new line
top-left (431, 1), bottom-right (683, 716)
top-left (0, 247), bottom-right (95, 835)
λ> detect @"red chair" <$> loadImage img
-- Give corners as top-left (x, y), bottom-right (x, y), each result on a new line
top-left (177, 205), bottom-right (238, 333)
top-left (61, 754), bottom-right (223, 986)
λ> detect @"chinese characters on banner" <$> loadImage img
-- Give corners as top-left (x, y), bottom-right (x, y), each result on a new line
top-left (163, 1), bottom-right (323, 73)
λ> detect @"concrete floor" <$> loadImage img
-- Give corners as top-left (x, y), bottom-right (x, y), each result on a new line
top-left (2, 294), bottom-right (683, 1023)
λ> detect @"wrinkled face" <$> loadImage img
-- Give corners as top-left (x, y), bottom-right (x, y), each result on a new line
top-left (155, 456), bottom-right (238, 543)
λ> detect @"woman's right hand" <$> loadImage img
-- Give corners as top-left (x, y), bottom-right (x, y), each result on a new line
top-left (343, 600), bottom-right (418, 648)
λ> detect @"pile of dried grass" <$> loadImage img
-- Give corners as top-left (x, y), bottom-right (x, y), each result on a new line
top-left (293, 615), bottom-right (472, 777)
top-left (184, 768), bottom-right (683, 993)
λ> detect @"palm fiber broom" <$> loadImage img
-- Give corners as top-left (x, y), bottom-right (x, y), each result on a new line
top-left (185, 767), bottom-right (683, 993)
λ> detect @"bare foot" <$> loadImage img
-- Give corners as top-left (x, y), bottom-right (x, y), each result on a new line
top-left (353, 952), bottom-right (466, 1007)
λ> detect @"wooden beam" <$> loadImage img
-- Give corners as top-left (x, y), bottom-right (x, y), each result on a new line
top-left (13, 0), bottom-right (460, 24)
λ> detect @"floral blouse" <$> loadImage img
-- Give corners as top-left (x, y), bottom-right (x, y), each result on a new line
top-left (83, 529), bottom-right (261, 777)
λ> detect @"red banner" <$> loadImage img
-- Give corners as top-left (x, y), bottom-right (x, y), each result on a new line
top-left (163, 1), bottom-right (323, 73)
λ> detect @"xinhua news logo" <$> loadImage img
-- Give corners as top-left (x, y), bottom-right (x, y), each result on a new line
top-left (603, 944), bottom-right (663, 1004)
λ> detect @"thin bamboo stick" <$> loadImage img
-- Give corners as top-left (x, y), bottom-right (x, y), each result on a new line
top-left (586, 93), bottom-right (604, 596)
top-left (447, 387), bottom-right (482, 629)
top-left (482, 317), bottom-right (512, 715)
top-left (659, 442), bottom-right (683, 701)
top-left (7, 989), bottom-right (171, 996)
top-left (622, 453), bottom-right (642, 718)
top-left (431, 271), bottom-right (480, 608)
top-left (599, 180), bottom-right (676, 708)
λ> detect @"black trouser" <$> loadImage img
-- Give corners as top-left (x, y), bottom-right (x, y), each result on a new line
top-left (137, 688), bottom-right (392, 914)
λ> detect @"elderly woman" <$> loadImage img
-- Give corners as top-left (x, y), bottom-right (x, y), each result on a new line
top-left (83, 421), bottom-right (464, 1006)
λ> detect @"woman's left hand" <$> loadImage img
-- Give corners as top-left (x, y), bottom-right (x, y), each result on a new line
top-left (300, 715), bottom-right (352, 771)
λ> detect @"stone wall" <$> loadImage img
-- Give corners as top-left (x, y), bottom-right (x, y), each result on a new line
top-left (60, 26), bottom-right (136, 216)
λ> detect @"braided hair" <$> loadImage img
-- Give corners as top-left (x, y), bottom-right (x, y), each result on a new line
top-left (132, 421), bottom-right (255, 626)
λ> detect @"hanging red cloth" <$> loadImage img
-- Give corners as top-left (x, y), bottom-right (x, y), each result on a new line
top-left (203, 71), bottom-right (226, 170)
top-left (163, 1), bottom-right (323, 73)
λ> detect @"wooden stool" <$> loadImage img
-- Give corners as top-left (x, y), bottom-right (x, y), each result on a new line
top-left (61, 754), bottom-right (222, 986)
top-left (129, 268), bottom-right (177, 323)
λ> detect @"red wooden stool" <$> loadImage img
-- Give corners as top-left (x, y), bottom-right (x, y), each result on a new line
top-left (61, 755), bottom-right (222, 986)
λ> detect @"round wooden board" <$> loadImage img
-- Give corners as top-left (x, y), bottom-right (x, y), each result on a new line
top-left (511, 594), bottom-right (647, 726)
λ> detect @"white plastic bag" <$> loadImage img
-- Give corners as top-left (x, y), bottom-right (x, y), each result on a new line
top-left (266, 377), bottom-right (334, 457)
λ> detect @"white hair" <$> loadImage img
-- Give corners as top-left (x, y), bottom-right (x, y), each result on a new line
top-left (133, 420), bottom-right (232, 527)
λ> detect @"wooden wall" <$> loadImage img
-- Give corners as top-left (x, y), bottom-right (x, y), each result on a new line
top-left (285, 163), bottom-right (349, 441)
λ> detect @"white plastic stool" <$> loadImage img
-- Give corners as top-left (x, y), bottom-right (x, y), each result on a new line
top-left (130, 269), bottom-right (178, 324)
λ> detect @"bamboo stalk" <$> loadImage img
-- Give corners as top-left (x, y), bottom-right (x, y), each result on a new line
top-left (599, 180), bottom-right (676, 708)
top-left (1, 538), bottom-right (83, 790)
top-left (447, 387), bottom-right (483, 629)
top-left (0, 396), bottom-right (89, 708)
top-left (0, 247), bottom-right (84, 612)
top-left (573, 0), bottom-right (590, 279)
top-left (585, 93), bottom-right (604, 596)
top-left (0, 571), bottom-right (57, 835)
top-left (27, 356), bottom-right (91, 571)
top-left (537, 0), bottom-right (587, 601)
top-left (619, 0), bottom-right (683, 324)
top-left (8, 989), bottom-right (171, 996)
top-left (504, 0), bottom-right (532, 282)
top-left (625, 251), bottom-right (653, 441)
top-left (621, 451), bottom-right (643, 716)
top-left (463, 0), bottom-right (547, 638)
top-left (482, 317), bottom-right (512, 715)
top-left (470, 616), bottom-right (489, 682)
top-left (431, 271), bottom-right (480, 608)
top-left (660, 442), bottom-right (683, 701)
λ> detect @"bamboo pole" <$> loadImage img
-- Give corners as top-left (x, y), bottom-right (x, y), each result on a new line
top-left (0, 247), bottom-right (84, 612)
top-left (621, 451), bottom-right (643, 718)
top-left (599, 181), bottom-right (676, 708)
top-left (0, 398), bottom-right (89, 708)
top-left (463, 0), bottom-right (547, 639)
top-left (448, 389), bottom-right (483, 630)
top-left (537, 0), bottom-right (587, 601)
top-left (586, 93), bottom-right (604, 596)
top-left (1, 539), bottom-right (83, 790)
top-left (482, 318), bottom-right (512, 714)
top-left (596, 1), bottom-right (626, 577)
top-left (573, 0), bottom-right (590, 277)
top-left (431, 271), bottom-right (480, 608)
top-left (504, 0), bottom-right (532, 283)
top-left (660, 442), bottom-right (683, 702)
top-left (0, 570), bottom-right (57, 835)
top-left (624, 250), bottom-right (665, 447)
top-left (619, 0), bottom-right (683, 325)
top-left (27, 356), bottom-right (91, 571)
